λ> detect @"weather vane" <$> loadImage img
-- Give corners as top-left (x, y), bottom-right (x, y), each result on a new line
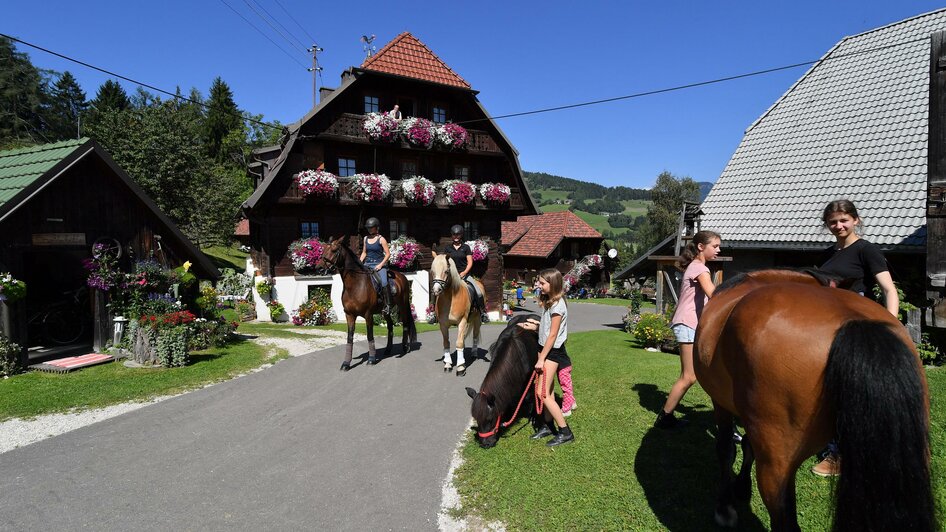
top-left (360, 34), bottom-right (376, 59)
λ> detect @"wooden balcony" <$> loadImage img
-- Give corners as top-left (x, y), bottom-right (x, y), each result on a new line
top-left (319, 113), bottom-right (503, 155)
top-left (279, 177), bottom-right (525, 210)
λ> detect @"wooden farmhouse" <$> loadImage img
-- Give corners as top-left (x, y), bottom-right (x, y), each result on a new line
top-left (0, 139), bottom-right (218, 364)
top-left (501, 211), bottom-right (605, 286)
top-left (242, 32), bottom-right (537, 319)
top-left (623, 10), bottom-right (946, 325)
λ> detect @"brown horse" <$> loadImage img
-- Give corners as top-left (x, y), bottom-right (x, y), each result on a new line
top-left (695, 269), bottom-right (934, 531)
top-left (319, 235), bottom-right (417, 371)
top-left (429, 251), bottom-right (484, 377)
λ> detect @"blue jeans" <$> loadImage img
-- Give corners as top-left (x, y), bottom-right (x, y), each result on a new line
top-left (365, 262), bottom-right (388, 288)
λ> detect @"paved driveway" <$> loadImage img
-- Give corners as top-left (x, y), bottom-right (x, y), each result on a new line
top-left (0, 301), bottom-right (626, 531)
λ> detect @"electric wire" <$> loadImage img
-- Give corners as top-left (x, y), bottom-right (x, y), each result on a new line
top-left (0, 33), bottom-right (284, 132)
top-left (248, 0), bottom-right (309, 52)
top-left (241, 0), bottom-right (307, 55)
top-left (217, 0), bottom-right (308, 69)
top-left (272, 0), bottom-right (318, 45)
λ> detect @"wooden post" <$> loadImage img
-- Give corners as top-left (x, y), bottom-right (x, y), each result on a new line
top-left (655, 264), bottom-right (664, 313)
top-left (92, 289), bottom-right (108, 351)
top-left (927, 30), bottom-right (946, 326)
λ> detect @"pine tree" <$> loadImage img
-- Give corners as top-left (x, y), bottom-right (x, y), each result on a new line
top-left (0, 36), bottom-right (54, 148)
top-left (48, 71), bottom-right (87, 140)
top-left (204, 77), bottom-right (241, 161)
top-left (90, 79), bottom-right (131, 112)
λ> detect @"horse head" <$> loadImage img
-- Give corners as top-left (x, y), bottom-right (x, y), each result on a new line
top-left (318, 235), bottom-right (348, 272)
top-left (429, 251), bottom-right (457, 297)
top-left (466, 387), bottom-right (500, 448)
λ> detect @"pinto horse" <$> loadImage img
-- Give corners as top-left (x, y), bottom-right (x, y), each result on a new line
top-left (430, 251), bottom-right (485, 377)
top-left (466, 313), bottom-right (540, 448)
top-left (695, 269), bottom-right (934, 532)
top-left (319, 235), bottom-right (417, 371)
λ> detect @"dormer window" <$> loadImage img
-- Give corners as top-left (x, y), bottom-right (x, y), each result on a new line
top-left (364, 95), bottom-right (379, 114)
top-left (432, 106), bottom-right (447, 124)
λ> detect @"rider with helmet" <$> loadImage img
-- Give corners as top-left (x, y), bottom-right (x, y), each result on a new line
top-left (359, 217), bottom-right (393, 315)
top-left (444, 224), bottom-right (485, 312)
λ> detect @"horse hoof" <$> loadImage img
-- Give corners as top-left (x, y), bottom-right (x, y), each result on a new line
top-left (456, 366), bottom-right (466, 377)
top-left (367, 357), bottom-right (378, 366)
top-left (444, 365), bottom-right (452, 373)
top-left (340, 362), bottom-right (350, 372)
top-left (714, 506), bottom-right (738, 528)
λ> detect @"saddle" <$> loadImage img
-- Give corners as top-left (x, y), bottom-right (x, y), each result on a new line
top-left (465, 279), bottom-right (483, 313)
top-left (370, 270), bottom-right (397, 295)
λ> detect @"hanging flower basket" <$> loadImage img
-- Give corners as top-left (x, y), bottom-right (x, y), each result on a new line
top-left (295, 169), bottom-right (339, 198)
top-left (400, 176), bottom-right (436, 206)
top-left (402, 117), bottom-right (435, 148)
top-left (363, 112), bottom-right (400, 142)
top-left (441, 180), bottom-right (476, 206)
top-left (435, 123), bottom-right (469, 150)
top-left (288, 237), bottom-right (324, 272)
top-left (0, 273), bottom-right (26, 302)
top-left (349, 173), bottom-right (392, 203)
top-left (466, 239), bottom-right (489, 261)
top-left (389, 236), bottom-right (421, 270)
top-left (479, 182), bottom-right (511, 204)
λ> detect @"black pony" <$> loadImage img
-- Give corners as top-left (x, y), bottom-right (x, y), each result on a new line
top-left (465, 313), bottom-right (540, 448)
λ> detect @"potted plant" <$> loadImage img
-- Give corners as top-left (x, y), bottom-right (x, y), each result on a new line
top-left (350, 173), bottom-right (392, 203)
top-left (288, 237), bottom-right (324, 274)
top-left (0, 273), bottom-right (26, 303)
top-left (400, 176), bottom-right (436, 206)
top-left (295, 169), bottom-right (339, 198)
top-left (363, 112), bottom-right (400, 142)
top-left (441, 180), bottom-right (476, 206)
top-left (389, 236), bottom-right (421, 271)
top-left (435, 122), bottom-right (469, 150)
top-left (402, 117), bottom-right (435, 148)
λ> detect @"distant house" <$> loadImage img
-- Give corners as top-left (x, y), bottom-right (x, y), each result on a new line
top-left (695, 10), bottom-right (946, 306)
top-left (242, 32), bottom-right (537, 320)
top-left (501, 211), bottom-right (604, 286)
top-left (0, 138), bottom-right (218, 362)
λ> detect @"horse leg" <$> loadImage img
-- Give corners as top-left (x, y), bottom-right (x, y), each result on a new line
top-left (734, 431), bottom-right (755, 503)
top-left (384, 312), bottom-right (393, 358)
top-left (341, 314), bottom-right (356, 371)
top-left (754, 432), bottom-right (801, 532)
top-left (455, 318), bottom-right (468, 377)
top-left (366, 315), bottom-right (378, 365)
top-left (712, 405), bottom-right (739, 528)
top-left (440, 322), bottom-right (452, 372)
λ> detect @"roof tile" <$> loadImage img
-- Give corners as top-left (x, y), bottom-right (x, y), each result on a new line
top-left (361, 32), bottom-right (470, 89)
top-left (502, 211), bottom-right (602, 257)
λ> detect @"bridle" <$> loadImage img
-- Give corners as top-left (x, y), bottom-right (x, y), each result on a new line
top-left (476, 370), bottom-right (546, 439)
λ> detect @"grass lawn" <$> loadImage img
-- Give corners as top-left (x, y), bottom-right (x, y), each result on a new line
top-left (453, 329), bottom-right (946, 530)
top-left (0, 339), bottom-right (284, 422)
top-left (571, 297), bottom-right (633, 307)
top-left (620, 199), bottom-right (650, 217)
top-left (533, 189), bottom-right (572, 203)
top-left (539, 203), bottom-right (570, 213)
top-left (237, 319), bottom-right (445, 338)
top-left (201, 244), bottom-right (249, 272)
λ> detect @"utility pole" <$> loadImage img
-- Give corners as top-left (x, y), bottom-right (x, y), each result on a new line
top-left (307, 44), bottom-right (323, 108)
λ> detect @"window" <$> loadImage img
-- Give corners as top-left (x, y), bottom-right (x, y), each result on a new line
top-left (401, 160), bottom-right (418, 178)
top-left (463, 221), bottom-right (479, 241)
top-left (338, 158), bottom-right (356, 177)
top-left (570, 241), bottom-right (580, 259)
top-left (364, 95), bottom-right (379, 114)
top-left (432, 106), bottom-right (447, 123)
top-left (389, 219), bottom-right (408, 241)
top-left (301, 221), bottom-right (319, 239)
top-left (454, 165), bottom-right (470, 182)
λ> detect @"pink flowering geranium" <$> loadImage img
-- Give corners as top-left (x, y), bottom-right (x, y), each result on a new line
top-left (479, 182), bottom-right (511, 204)
top-left (435, 123), bottom-right (469, 149)
top-left (466, 239), bottom-right (489, 261)
top-left (402, 117), bottom-right (435, 148)
top-left (350, 173), bottom-right (392, 202)
top-left (363, 112), bottom-right (400, 142)
top-left (288, 237), bottom-right (324, 271)
top-left (441, 180), bottom-right (476, 206)
top-left (585, 254), bottom-right (603, 268)
top-left (389, 236), bottom-right (421, 270)
top-left (400, 176), bottom-right (436, 206)
top-left (563, 273), bottom-right (578, 292)
top-left (296, 169), bottom-right (339, 198)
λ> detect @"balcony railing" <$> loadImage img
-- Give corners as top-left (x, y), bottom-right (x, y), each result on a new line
top-left (320, 113), bottom-right (503, 154)
top-left (280, 177), bottom-right (525, 210)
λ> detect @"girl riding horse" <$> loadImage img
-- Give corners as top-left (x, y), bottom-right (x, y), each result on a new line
top-left (430, 249), bottom-right (484, 377)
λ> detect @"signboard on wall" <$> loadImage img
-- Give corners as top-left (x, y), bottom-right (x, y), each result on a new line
top-left (31, 233), bottom-right (87, 246)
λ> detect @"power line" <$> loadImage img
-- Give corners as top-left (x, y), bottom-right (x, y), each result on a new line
top-left (247, 0), bottom-right (309, 52)
top-left (458, 36), bottom-right (930, 125)
top-left (241, 0), bottom-right (307, 55)
top-left (217, 0), bottom-right (308, 69)
top-left (272, 0), bottom-right (318, 45)
top-left (0, 33), bottom-right (283, 132)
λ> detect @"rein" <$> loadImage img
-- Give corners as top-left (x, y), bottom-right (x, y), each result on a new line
top-left (477, 370), bottom-right (546, 439)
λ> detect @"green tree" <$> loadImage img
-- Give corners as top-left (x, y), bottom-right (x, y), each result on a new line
top-left (90, 80), bottom-right (130, 112)
top-left (646, 171), bottom-right (700, 240)
top-left (204, 77), bottom-right (241, 161)
top-left (48, 71), bottom-right (87, 140)
top-left (0, 36), bottom-right (53, 148)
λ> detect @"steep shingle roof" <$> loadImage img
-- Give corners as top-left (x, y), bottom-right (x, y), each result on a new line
top-left (701, 9), bottom-right (946, 250)
top-left (0, 139), bottom-right (86, 208)
top-left (361, 32), bottom-right (471, 89)
top-left (503, 211), bottom-right (602, 257)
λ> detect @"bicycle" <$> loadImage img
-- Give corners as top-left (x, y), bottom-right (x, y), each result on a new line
top-left (27, 287), bottom-right (91, 346)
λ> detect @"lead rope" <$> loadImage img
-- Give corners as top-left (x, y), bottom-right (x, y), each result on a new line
top-left (477, 369), bottom-right (546, 439)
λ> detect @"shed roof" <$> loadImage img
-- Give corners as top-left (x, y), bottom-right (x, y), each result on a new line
top-left (0, 138), bottom-right (87, 208)
top-left (701, 8), bottom-right (946, 251)
top-left (361, 32), bottom-right (471, 89)
top-left (502, 211), bottom-right (602, 257)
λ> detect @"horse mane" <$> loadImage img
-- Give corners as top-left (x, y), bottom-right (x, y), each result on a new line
top-left (473, 314), bottom-right (540, 421)
top-left (337, 238), bottom-right (371, 272)
top-left (715, 267), bottom-right (847, 296)
top-left (432, 254), bottom-right (464, 290)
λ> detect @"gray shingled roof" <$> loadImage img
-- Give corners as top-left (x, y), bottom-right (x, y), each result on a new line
top-left (701, 9), bottom-right (946, 251)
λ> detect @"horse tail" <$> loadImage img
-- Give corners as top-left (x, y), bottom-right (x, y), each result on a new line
top-left (823, 320), bottom-right (935, 532)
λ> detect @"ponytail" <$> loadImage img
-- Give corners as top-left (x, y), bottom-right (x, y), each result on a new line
top-left (681, 230), bottom-right (721, 266)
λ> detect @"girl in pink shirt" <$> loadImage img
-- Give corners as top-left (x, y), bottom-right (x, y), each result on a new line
top-left (654, 230), bottom-right (721, 429)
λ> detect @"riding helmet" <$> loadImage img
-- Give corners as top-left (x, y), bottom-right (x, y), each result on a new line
top-left (365, 217), bottom-right (380, 229)
top-left (450, 224), bottom-right (464, 235)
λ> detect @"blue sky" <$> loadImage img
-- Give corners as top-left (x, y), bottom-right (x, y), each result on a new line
top-left (5, 1), bottom-right (946, 188)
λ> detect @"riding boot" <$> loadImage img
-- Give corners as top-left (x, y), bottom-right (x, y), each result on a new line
top-left (382, 285), bottom-right (393, 316)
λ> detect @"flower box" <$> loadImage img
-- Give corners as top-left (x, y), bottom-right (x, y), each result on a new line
top-left (363, 112), bottom-right (400, 142)
top-left (295, 169), bottom-right (339, 198)
top-left (288, 237), bottom-right (324, 273)
top-left (402, 118), bottom-right (435, 149)
top-left (479, 182), bottom-right (511, 204)
top-left (400, 176), bottom-right (436, 206)
top-left (350, 173), bottom-right (392, 203)
top-left (467, 239), bottom-right (489, 261)
top-left (441, 180), bottom-right (476, 206)
top-left (435, 123), bottom-right (469, 150)
top-left (389, 236), bottom-right (421, 270)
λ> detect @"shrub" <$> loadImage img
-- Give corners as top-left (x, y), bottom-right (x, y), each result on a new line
top-left (0, 334), bottom-right (22, 377)
top-left (155, 325), bottom-right (190, 367)
top-left (291, 291), bottom-right (336, 326)
top-left (217, 269), bottom-right (252, 298)
top-left (189, 318), bottom-right (239, 350)
top-left (234, 299), bottom-right (255, 321)
top-left (195, 285), bottom-right (219, 317)
top-left (631, 312), bottom-right (673, 349)
top-left (628, 289), bottom-right (643, 314)
top-left (917, 333), bottom-right (942, 365)
top-left (268, 300), bottom-right (286, 322)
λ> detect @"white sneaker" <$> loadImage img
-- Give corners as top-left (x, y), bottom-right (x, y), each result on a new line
top-left (562, 409), bottom-right (572, 417)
